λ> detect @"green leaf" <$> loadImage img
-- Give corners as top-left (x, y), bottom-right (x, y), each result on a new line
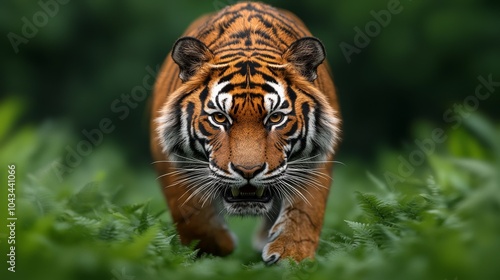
top-left (463, 114), bottom-right (499, 151)
top-left (0, 97), bottom-right (24, 142)
top-left (367, 171), bottom-right (394, 193)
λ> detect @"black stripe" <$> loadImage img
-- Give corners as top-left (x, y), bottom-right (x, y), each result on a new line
top-left (200, 2), bottom-right (310, 56)
top-left (285, 122), bottom-right (298, 136)
top-left (240, 4), bottom-right (304, 38)
top-left (280, 100), bottom-right (290, 110)
top-left (205, 13), bottom-right (243, 46)
top-left (261, 83), bottom-right (275, 94)
top-left (259, 72), bottom-right (278, 84)
top-left (207, 100), bottom-right (216, 110)
top-left (286, 86), bottom-right (297, 106)
top-left (220, 83), bottom-right (235, 93)
top-left (286, 79), bottom-right (318, 104)
top-left (199, 87), bottom-right (209, 104)
top-left (167, 105), bottom-right (183, 153)
top-left (219, 53), bottom-right (245, 60)
top-left (251, 52), bottom-right (280, 60)
top-left (214, 47), bottom-right (282, 55)
top-left (296, 103), bottom-right (310, 153)
top-left (254, 29), bottom-right (273, 41)
top-left (218, 39), bottom-right (243, 48)
top-left (241, 5), bottom-right (303, 39)
top-left (230, 29), bottom-right (251, 39)
top-left (198, 122), bottom-right (212, 137)
top-left (250, 14), bottom-right (289, 47)
top-left (233, 103), bottom-right (240, 114)
top-left (256, 38), bottom-right (280, 49)
top-left (185, 102), bottom-right (198, 152)
top-left (188, 104), bottom-right (210, 159)
top-left (256, 103), bottom-right (264, 115)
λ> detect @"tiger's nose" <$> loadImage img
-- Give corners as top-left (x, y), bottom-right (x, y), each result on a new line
top-left (231, 163), bottom-right (265, 179)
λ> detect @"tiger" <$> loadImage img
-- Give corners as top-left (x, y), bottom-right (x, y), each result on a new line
top-left (150, 2), bottom-right (341, 264)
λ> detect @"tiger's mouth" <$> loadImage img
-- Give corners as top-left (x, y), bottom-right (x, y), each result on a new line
top-left (223, 184), bottom-right (272, 203)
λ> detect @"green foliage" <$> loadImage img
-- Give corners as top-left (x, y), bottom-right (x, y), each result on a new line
top-left (1, 98), bottom-right (500, 280)
top-left (1, 1), bottom-right (499, 278)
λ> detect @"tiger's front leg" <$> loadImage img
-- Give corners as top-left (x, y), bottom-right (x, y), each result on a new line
top-left (261, 169), bottom-right (331, 264)
top-left (159, 167), bottom-right (236, 257)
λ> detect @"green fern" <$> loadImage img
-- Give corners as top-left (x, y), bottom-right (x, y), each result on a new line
top-left (355, 191), bottom-right (396, 224)
top-left (344, 220), bottom-right (377, 248)
top-left (97, 221), bottom-right (119, 241)
top-left (3, 113), bottom-right (500, 280)
top-left (396, 196), bottom-right (426, 221)
top-left (137, 202), bottom-right (155, 234)
top-left (68, 181), bottom-right (108, 214)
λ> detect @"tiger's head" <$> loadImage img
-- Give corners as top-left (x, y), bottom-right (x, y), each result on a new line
top-left (156, 37), bottom-right (341, 215)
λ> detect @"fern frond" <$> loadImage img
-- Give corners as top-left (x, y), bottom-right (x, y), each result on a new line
top-left (397, 196), bottom-right (427, 221)
top-left (97, 221), bottom-right (118, 241)
top-left (345, 220), bottom-right (377, 248)
top-left (355, 191), bottom-right (396, 223)
top-left (137, 202), bottom-right (154, 233)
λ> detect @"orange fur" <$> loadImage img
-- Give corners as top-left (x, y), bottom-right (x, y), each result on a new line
top-left (150, 2), bottom-right (341, 263)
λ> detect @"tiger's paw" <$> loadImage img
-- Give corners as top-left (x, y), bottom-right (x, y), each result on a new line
top-left (261, 228), bottom-right (316, 265)
top-left (199, 229), bottom-right (237, 257)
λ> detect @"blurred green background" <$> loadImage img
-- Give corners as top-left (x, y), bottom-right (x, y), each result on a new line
top-left (1, 0), bottom-right (500, 280)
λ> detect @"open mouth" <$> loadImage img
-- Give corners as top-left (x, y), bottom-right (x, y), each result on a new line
top-left (223, 185), bottom-right (272, 203)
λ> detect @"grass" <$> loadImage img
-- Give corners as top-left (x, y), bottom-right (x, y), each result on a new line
top-left (1, 104), bottom-right (499, 280)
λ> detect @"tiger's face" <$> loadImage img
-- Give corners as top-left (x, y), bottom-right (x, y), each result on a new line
top-left (156, 37), bottom-right (340, 215)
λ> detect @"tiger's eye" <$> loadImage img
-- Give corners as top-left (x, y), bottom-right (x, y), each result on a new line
top-left (212, 113), bottom-right (228, 124)
top-left (268, 112), bottom-right (284, 124)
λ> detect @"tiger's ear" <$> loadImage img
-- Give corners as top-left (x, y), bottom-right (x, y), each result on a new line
top-left (172, 37), bottom-right (212, 82)
top-left (283, 37), bottom-right (326, 82)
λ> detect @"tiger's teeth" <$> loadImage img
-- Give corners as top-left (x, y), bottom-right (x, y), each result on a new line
top-left (231, 188), bottom-right (240, 197)
top-left (256, 187), bottom-right (265, 197)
